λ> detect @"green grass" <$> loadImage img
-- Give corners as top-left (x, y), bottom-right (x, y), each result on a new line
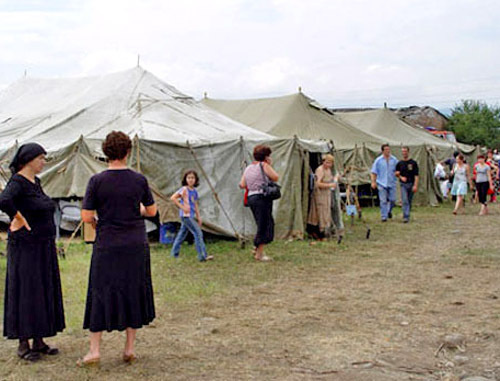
top-left (1, 203), bottom-right (500, 380)
top-left (0, 204), bottom-right (491, 334)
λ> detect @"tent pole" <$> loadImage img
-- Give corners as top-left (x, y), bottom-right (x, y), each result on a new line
top-left (134, 135), bottom-right (141, 173)
top-left (239, 136), bottom-right (248, 248)
top-left (186, 140), bottom-right (242, 241)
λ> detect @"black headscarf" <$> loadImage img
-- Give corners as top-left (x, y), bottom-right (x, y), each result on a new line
top-left (9, 143), bottom-right (47, 175)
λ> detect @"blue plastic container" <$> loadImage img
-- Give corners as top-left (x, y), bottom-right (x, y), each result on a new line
top-left (159, 222), bottom-right (177, 244)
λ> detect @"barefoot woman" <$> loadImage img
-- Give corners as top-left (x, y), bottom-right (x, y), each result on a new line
top-left (79, 131), bottom-right (157, 365)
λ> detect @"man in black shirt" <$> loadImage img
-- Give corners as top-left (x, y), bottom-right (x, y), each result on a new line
top-left (395, 146), bottom-right (419, 223)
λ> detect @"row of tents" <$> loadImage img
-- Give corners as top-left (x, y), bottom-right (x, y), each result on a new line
top-left (0, 67), bottom-right (478, 240)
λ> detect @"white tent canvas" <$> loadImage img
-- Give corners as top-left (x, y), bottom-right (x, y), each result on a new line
top-left (0, 67), bottom-right (271, 151)
top-left (0, 68), bottom-right (329, 239)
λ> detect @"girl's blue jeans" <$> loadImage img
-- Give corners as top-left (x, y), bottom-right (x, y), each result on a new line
top-left (170, 217), bottom-right (208, 261)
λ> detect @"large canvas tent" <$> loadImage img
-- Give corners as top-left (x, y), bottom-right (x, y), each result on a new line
top-left (336, 108), bottom-right (462, 149)
top-left (202, 94), bottom-right (478, 206)
top-left (0, 68), bottom-right (329, 239)
top-left (202, 92), bottom-right (386, 150)
top-left (202, 92), bottom-right (385, 198)
top-left (335, 108), bottom-right (478, 199)
top-left (203, 92), bottom-right (384, 227)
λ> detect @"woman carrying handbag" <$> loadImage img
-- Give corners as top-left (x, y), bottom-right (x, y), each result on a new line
top-left (239, 145), bottom-right (279, 262)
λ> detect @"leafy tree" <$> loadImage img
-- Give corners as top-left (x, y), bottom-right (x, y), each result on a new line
top-left (448, 100), bottom-right (500, 147)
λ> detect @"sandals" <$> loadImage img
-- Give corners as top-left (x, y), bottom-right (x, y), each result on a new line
top-left (200, 255), bottom-right (214, 262)
top-left (32, 344), bottom-right (59, 356)
top-left (17, 348), bottom-right (41, 362)
top-left (255, 255), bottom-right (272, 262)
top-left (123, 353), bottom-right (138, 363)
top-left (76, 357), bottom-right (100, 367)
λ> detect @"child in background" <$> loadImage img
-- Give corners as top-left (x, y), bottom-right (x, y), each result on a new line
top-left (170, 170), bottom-right (213, 262)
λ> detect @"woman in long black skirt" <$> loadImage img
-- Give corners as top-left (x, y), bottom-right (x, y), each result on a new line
top-left (78, 131), bottom-right (157, 366)
top-left (0, 143), bottom-right (65, 362)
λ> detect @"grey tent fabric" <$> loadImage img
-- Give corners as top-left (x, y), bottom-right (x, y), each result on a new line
top-left (334, 108), bottom-right (478, 204)
top-left (0, 67), bottom-right (271, 149)
top-left (130, 137), bottom-right (328, 239)
top-left (0, 68), bottom-right (330, 239)
top-left (203, 94), bottom-right (479, 206)
top-left (336, 108), bottom-right (460, 149)
top-left (202, 92), bottom-right (386, 150)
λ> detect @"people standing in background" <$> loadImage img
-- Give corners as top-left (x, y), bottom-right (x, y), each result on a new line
top-left (450, 154), bottom-right (473, 215)
top-left (371, 144), bottom-right (398, 222)
top-left (307, 154), bottom-right (339, 240)
top-left (486, 149), bottom-right (499, 203)
top-left (473, 155), bottom-right (493, 215)
top-left (445, 151), bottom-right (460, 200)
top-left (434, 160), bottom-right (449, 199)
top-left (395, 146), bottom-right (419, 223)
top-left (239, 145), bottom-right (279, 262)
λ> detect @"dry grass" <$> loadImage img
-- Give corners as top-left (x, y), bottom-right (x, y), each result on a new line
top-left (1, 202), bottom-right (500, 380)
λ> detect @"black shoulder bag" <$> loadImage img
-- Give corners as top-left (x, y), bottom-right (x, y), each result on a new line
top-left (259, 163), bottom-right (281, 201)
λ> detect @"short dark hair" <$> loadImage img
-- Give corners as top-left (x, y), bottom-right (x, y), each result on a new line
top-left (253, 145), bottom-right (272, 162)
top-left (401, 146), bottom-right (410, 151)
top-left (102, 131), bottom-right (132, 160)
top-left (477, 154), bottom-right (485, 159)
top-left (381, 143), bottom-right (390, 152)
top-left (457, 154), bottom-right (465, 161)
top-left (181, 170), bottom-right (200, 187)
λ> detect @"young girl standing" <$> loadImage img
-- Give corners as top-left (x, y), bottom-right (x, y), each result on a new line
top-left (170, 170), bottom-right (213, 262)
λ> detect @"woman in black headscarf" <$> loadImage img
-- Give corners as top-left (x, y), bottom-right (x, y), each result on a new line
top-left (0, 143), bottom-right (65, 362)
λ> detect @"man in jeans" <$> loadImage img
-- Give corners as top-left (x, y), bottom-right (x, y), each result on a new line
top-left (395, 146), bottom-right (419, 223)
top-left (371, 144), bottom-right (398, 222)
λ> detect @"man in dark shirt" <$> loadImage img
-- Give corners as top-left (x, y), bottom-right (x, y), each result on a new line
top-left (395, 146), bottom-right (419, 223)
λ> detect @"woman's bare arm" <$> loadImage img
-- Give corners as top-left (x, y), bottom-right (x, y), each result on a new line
top-left (239, 174), bottom-right (246, 189)
top-left (263, 163), bottom-right (279, 182)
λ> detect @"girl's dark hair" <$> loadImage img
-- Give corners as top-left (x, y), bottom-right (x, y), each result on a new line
top-left (457, 154), bottom-right (465, 161)
top-left (181, 170), bottom-right (200, 187)
top-left (253, 145), bottom-right (272, 162)
top-left (102, 131), bottom-right (132, 160)
top-left (477, 154), bottom-right (485, 159)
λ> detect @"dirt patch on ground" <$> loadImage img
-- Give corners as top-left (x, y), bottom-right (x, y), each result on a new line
top-left (1, 205), bottom-right (499, 380)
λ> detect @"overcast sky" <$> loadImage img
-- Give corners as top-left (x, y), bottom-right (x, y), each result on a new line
top-left (1, 0), bottom-right (499, 109)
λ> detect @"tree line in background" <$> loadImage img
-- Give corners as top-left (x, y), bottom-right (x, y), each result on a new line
top-left (448, 100), bottom-right (500, 148)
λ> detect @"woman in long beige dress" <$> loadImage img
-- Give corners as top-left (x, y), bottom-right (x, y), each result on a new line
top-left (307, 154), bottom-right (338, 240)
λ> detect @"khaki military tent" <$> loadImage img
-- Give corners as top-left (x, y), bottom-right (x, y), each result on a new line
top-left (202, 92), bottom-right (385, 198)
top-left (334, 108), bottom-right (478, 204)
top-left (336, 108), bottom-right (457, 149)
top-left (0, 68), bottom-right (329, 239)
top-left (202, 92), bottom-right (386, 150)
top-left (202, 92), bottom-right (389, 227)
top-left (202, 94), bottom-right (477, 206)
